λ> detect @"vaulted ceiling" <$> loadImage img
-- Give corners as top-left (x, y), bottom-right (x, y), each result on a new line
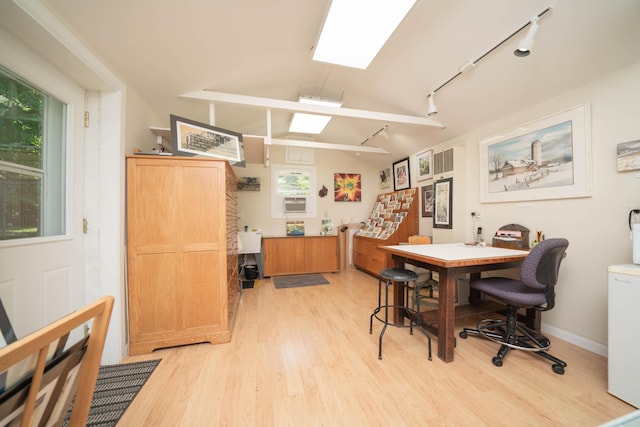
top-left (3, 0), bottom-right (640, 167)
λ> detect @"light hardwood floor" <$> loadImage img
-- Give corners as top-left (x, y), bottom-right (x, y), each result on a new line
top-left (120, 267), bottom-right (635, 426)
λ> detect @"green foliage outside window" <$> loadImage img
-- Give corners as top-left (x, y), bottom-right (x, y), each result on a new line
top-left (0, 67), bottom-right (50, 240)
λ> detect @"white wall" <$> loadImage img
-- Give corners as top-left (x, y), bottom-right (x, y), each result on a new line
top-left (233, 146), bottom-right (381, 236)
top-left (125, 90), bottom-right (166, 154)
top-left (459, 61), bottom-right (640, 353)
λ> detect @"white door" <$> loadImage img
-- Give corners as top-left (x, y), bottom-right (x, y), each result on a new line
top-left (0, 29), bottom-right (86, 341)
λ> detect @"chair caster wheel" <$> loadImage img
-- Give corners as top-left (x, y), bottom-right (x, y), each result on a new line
top-left (492, 356), bottom-right (503, 367)
top-left (552, 364), bottom-right (565, 375)
top-left (459, 331), bottom-right (467, 339)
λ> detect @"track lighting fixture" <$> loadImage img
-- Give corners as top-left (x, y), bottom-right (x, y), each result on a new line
top-left (427, 93), bottom-right (438, 117)
top-left (424, 5), bottom-right (552, 117)
top-left (360, 125), bottom-right (390, 146)
top-left (514, 17), bottom-right (540, 57)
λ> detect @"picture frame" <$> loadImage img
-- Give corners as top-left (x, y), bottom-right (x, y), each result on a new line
top-left (334, 173), bottom-right (362, 202)
top-left (379, 167), bottom-right (392, 189)
top-left (433, 178), bottom-right (453, 229)
top-left (416, 149), bottom-right (433, 181)
top-left (237, 177), bottom-right (260, 191)
top-left (479, 104), bottom-right (591, 203)
top-left (286, 220), bottom-right (305, 236)
top-left (170, 114), bottom-right (244, 163)
top-left (421, 184), bottom-right (433, 218)
top-left (392, 158), bottom-right (411, 191)
top-left (617, 139), bottom-right (640, 172)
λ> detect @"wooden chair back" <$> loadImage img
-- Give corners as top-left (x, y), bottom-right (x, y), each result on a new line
top-left (0, 296), bottom-right (114, 427)
top-left (408, 235), bottom-right (431, 245)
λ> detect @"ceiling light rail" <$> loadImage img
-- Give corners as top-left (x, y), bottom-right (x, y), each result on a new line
top-left (180, 90), bottom-right (444, 128)
top-left (360, 124), bottom-right (389, 146)
top-left (426, 4), bottom-right (553, 116)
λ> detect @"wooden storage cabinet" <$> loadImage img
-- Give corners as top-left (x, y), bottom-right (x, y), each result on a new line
top-left (126, 156), bottom-right (239, 355)
top-left (352, 236), bottom-right (389, 276)
top-left (263, 235), bottom-right (339, 276)
top-left (353, 188), bottom-right (419, 277)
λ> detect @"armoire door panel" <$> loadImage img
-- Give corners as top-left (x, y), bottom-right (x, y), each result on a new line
top-left (130, 253), bottom-right (178, 335)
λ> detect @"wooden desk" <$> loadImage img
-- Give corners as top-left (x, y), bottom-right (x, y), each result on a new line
top-left (379, 243), bottom-right (529, 363)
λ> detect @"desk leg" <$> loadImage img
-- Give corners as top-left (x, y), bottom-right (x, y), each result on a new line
top-left (438, 270), bottom-right (456, 362)
top-left (468, 272), bottom-right (481, 304)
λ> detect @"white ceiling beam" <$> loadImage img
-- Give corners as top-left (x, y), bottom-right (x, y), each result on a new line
top-left (180, 90), bottom-right (444, 128)
top-left (270, 138), bottom-right (389, 154)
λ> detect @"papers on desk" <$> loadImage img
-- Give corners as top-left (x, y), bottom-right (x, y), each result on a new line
top-left (494, 236), bottom-right (518, 241)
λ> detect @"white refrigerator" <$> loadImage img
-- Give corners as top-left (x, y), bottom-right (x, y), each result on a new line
top-left (608, 264), bottom-right (640, 408)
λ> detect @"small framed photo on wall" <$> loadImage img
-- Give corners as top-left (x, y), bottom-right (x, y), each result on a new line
top-left (421, 184), bottom-right (433, 218)
top-left (392, 158), bottom-right (411, 191)
top-left (433, 178), bottom-right (453, 229)
top-left (416, 149), bottom-right (433, 181)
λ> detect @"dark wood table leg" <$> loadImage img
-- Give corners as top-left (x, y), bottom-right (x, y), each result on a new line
top-left (438, 270), bottom-right (456, 362)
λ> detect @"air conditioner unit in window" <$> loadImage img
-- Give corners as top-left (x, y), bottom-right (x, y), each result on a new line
top-left (283, 197), bottom-right (306, 213)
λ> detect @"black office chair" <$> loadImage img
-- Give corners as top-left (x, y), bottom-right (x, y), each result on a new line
top-left (459, 238), bottom-right (569, 374)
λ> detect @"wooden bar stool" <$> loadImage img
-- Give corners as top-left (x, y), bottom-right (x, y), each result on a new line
top-left (369, 267), bottom-right (432, 360)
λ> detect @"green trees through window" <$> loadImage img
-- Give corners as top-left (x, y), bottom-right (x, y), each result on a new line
top-left (0, 66), bottom-right (66, 241)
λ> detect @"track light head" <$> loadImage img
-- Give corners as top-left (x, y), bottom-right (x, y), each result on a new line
top-left (379, 128), bottom-right (390, 141)
top-left (427, 93), bottom-right (438, 116)
top-left (514, 17), bottom-right (540, 57)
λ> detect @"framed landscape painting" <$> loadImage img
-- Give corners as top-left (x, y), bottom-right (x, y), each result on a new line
top-left (479, 104), bottom-right (591, 203)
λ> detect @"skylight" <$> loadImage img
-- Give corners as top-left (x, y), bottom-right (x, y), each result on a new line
top-left (289, 97), bottom-right (342, 134)
top-left (312, 0), bottom-right (416, 69)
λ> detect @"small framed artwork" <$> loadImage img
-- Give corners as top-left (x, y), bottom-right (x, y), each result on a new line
top-left (433, 178), bottom-right (453, 229)
top-left (170, 114), bottom-right (244, 162)
top-left (392, 158), bottom-right (411, 191)
top-left (379, 167), bottom-right (392, 189)
top-left (617, 139), bottom-right (640, 172)
top-left (421, 184), bottom-right (434, 218)
top-left (286, 221), bottom-right (305, 236)
top-left (237, 177), bottom-right (260, 191)
top-left (416, 149), bottom-right (433, 181)
top-left (334, 173), bottom-right (362, 202)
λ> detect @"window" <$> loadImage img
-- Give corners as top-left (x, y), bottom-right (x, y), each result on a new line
top-left (276, 169), bottom-right (311, 196)
top-left (271, 165), bottom-right (316, 219)
top-left (0, 66), bottom-right (66, 241)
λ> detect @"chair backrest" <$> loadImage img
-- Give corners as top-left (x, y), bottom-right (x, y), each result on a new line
top-left (0, 298), bottom-right (17, 347)
top-left (520, 238), bottom-right (569, 310)
top-left (0, 296), bottom-right (114, 427)
top-left (408, 235), bottom-right (431, 245)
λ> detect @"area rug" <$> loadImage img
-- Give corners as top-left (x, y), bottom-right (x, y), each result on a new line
top-left (63, 359), bottom-right (161, 426)
top-left (273, 274), bottom-right (329, 289)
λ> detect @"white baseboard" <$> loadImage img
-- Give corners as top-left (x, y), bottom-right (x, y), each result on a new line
top-left (542, 323), bottom-right (607, 357)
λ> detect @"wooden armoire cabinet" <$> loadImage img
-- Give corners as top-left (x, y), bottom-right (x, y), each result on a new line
top-left (126, 156), bottom-right (239, 355)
